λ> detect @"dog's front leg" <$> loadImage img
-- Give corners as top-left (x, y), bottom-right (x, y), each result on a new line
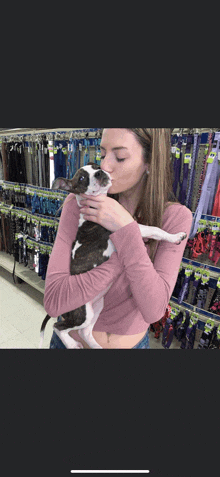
top-left (138, 224), bottom-right (187, 245)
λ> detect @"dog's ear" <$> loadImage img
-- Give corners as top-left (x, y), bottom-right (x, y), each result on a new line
top-left (52, 178), bottom-right (73, 192)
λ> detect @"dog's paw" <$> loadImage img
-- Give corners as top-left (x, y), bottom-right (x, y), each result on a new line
top-left (174, 232), bottom-right (187, 245)
top-left (77, 342), bottom-right (84, 349)
top-left (68, 342), bottom-right (84, 349)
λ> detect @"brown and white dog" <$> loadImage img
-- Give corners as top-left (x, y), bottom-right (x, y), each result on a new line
top-left (39, 163), bottom-right (187, 349)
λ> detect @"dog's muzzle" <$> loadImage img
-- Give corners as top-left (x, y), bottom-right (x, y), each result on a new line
top-left (94, 170), bottom-right (112, 188)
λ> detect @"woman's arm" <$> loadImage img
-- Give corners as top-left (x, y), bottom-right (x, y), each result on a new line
top-left (44, 194), bottom-right (123, 318)
top-left (109, 205), bottom-right (193, 325)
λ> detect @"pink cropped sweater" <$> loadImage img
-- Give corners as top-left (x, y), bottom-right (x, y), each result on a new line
top-left (44, 194), bottom-right (193, 335)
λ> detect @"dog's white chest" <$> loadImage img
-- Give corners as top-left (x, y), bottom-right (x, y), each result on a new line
top-left (72, 241), bottom-right (82, 260)
top-left (72, 237), bottom-right (116, 262)
top-left (104, 238), bottom-right (116, 257)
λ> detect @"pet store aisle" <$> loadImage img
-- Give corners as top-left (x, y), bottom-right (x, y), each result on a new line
top-left (0, 267), bottom-right (53, 349)
top-left (0, 266), bottom-right (181, 349)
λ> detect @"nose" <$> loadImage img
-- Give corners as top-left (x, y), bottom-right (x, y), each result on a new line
top-left (95, 169), bottom-right (111, 186)
top-left (95, 170), bottom-right (106, 179)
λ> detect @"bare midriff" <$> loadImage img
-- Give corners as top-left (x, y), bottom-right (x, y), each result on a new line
top-left (61, 317), bottom-right (148, 349)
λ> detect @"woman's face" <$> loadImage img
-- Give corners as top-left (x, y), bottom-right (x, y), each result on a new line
top-left (100, 128), bottom-right (148, 196)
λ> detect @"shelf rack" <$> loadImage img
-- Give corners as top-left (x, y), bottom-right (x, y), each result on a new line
top-left (1, 127), bottom-right (220, 337)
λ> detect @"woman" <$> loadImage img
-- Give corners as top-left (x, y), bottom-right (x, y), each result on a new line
top-left (44, 128), bottom-right (193, 349)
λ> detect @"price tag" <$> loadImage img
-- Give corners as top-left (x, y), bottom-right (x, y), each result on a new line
top-left (176, 147), bottom-right (181, 159)
top-left (207, 152), bottom-right (216, 164)
top-left (184, 153), bottom-right (192, 165)
top-left (204, 144), bottom-right (209, 155)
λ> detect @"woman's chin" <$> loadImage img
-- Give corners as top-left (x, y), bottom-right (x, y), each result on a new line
top-left (108, 186), bottom-right (118, 194)
top-left (108, 183), bottom-right (121, 195)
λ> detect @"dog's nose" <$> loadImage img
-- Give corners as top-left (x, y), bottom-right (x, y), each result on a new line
top-left (95, 170), bottom-right (111, 187)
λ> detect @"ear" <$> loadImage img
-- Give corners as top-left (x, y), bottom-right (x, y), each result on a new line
top-left (52, 178), bottom-right (73, 191)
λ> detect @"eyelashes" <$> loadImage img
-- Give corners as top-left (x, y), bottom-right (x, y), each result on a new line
top-left (101, 156), bottom-right (125, 163)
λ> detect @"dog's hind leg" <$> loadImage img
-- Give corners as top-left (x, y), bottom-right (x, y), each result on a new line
top-left (78, 299), bottom-right (104, 349)
top-left (53, 328), bottom-right (84, 349)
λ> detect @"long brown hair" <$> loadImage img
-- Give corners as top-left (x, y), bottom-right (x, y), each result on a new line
top-left (108, 128), bottom-right (180, 262)
top-left (57, 128), bottom-right (179, 263)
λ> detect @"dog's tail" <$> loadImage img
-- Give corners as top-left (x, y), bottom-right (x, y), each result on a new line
top-left (39, 314), bottom-right (52, 349)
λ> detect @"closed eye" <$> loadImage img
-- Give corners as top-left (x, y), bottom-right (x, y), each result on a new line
top-left (101, 156), bottom-right (125, 163)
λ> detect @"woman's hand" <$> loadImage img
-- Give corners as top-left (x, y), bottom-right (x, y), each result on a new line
top-left (79, 194), bottom-right (135, 233)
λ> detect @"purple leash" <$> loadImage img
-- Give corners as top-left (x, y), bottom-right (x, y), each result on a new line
top-left (185, 132), bottom-right (201, 209)
top-left (173, 134), bottom-right (183, 197)
top-left (189, 132), bottom-right (220, 239)
top-left (179, 133), bottom-right (193, 205)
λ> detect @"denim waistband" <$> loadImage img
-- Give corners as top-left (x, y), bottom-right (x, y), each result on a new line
top-left (50, 317), bottom-right (150, 349)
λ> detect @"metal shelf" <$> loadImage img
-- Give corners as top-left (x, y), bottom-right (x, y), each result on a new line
top-left (0, 251), bottom-right (45, 294)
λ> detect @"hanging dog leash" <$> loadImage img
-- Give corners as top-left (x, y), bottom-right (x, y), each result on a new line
top-left (209, 324), bottom-right (220, 349)
top-left (178, 265), bottom-right (194, 304)
top-left (185, 314), bottom-right (198, 349)
top-left (172, 132), bottom-right (183, 197)
top-left (185, 131), bottom-right (202, 209)
top-left (189, 132), bottom-right (220, 239)
top-left (197, 319), bottom-right (215, 349)
top-left (195, 132), bottom-right (214, 208)
top-left (179, 132), bottom-right (193, 205)
top-left (205, 132), bottom-right (220, 215)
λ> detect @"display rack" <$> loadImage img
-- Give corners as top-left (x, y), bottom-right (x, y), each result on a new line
top-left (1, 127), bottom-right (220, 345)
top-left (172, 128), bottom-right (220, 134)
top-left (0, 251), bottom-right (46, 294)
top-left (0, 127), bottom-right (100, 294)
top-left (0, 128), bottom-right (102, 140)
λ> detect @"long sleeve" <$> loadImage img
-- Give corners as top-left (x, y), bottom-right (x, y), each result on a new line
top-left (109, 204), bottom-right (193, 325)
top-left (44, 194), bottom-right (123, 318)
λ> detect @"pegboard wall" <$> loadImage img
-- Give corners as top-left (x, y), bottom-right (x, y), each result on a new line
top-left (22, 141), bottom-right (99, 187)
top-left (1, 127), bottom-right (219, 198)
top-left (0, 128), bottom-right (103, 188)
top-left (175, 143), bottom-right (209, 213)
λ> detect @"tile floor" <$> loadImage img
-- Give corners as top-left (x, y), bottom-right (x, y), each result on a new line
top-left (0, 266), bottom-right (182, 349)
top-left (0, 266), bottom-right (53, 349)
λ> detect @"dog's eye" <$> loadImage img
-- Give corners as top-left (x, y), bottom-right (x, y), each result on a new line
top-left (79, 176), bottom-right (85, 181)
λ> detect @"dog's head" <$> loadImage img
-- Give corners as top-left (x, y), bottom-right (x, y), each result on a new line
top-left (52, 163), bottom-right (112, 198)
